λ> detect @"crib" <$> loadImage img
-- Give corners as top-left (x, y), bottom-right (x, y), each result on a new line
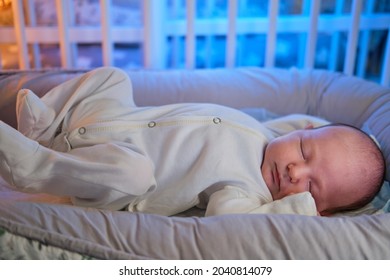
top-left (0, 0), bottom-right (389, 86)
top-left (1, 1), bottom-right (390, 260)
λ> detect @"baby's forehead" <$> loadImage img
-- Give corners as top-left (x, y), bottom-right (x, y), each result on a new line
top-left (311, 125), bottom-right (363, 140)
top-left (303, 126), bottom-right (368, 154)
top-left (310, 126), bottom-right (372, 159)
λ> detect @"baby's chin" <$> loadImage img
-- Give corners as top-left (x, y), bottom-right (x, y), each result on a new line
top-left (260, 164), bottom-right (275, 199)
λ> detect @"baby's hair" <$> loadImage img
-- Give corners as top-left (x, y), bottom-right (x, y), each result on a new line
top-left (320, 123), bottom-right (386, 214)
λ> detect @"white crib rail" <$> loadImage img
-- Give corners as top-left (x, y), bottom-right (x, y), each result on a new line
top-left (225, 0), bottom-right (237, 68)
top-left (265, 0), bottom-right (278, 68)
top-left (344, 0), bottom-right (362, 76)
top-left (304, 0), bottom-right (320, 69)
top-left (1, 0), bottom-right (389, 86)
top-left (11, 0), bottom-right (28, 69)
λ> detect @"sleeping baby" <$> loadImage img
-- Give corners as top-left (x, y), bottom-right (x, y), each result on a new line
top-left (0, 67), bottom-right (385, 216)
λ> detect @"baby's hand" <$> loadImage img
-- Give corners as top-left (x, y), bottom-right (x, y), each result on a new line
top-left (286, 192), bottom-right (321, 213)
top-left (273, 192), bottom-right (318, 216)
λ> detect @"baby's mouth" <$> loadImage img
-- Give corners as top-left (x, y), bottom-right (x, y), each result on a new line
top-left (273, 163), bottom-right (280, 191)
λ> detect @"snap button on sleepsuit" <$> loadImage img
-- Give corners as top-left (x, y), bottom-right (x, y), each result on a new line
top-left (213, 117), bottom-right (222, 124)
top-left (78, 127), bottom-right (86, 134)
top-left (148, 121), bottom-right (157, 128)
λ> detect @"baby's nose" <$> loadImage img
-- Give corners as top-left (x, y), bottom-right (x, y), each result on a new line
top-left (287, 163), bottom-right (310, 183)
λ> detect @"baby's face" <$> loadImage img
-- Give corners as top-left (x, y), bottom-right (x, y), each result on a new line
top-left (261, 126), bottom-right (367, 215)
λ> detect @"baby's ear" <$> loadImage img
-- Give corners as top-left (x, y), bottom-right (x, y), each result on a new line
top-left (304, 123), bottom-right (314, 129)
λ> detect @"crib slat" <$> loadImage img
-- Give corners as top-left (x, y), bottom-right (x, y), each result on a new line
top-left (356, 0), bottom-right (375, 78)
top-left (170, 0), bottom-right (181, 68)
top-left (12, 0), bottom-right (30, 69)
top-left (344, 0), bottom-right (362, 75)
top-left (226, 0), bottom-right (237, 68)
top-left (100, 0), bottom-right (113, 66)
top-left (186, 0), bottom-right (196, 69)
top-left (328, 0), bottom-right (344, 71)
top-left (298, 0), bottom-right (310, 68)
top-left (143, 0), bottom-right (166, 69)
top-left (25, 0), bottom-right (41, 69)
top-left (236, 0), bottom-right (248, 66)
top-left (304, 0), bottom-right (320, 69)
top-left (55, 0), bottom-right (72, 68)
top-left (381, 28), bottom-right (390, 86)
top-left (265, 0), bottom-right (279, 67)
top-left (68, 1), bottom-right (79, 68)
top-left (204, 0), bottom-right (215, 68)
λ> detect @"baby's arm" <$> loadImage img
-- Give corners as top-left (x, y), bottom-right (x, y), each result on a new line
top-left (205, 186), bottom-right (317, 216)
top-left (0, 121), bottom-right (155, 210)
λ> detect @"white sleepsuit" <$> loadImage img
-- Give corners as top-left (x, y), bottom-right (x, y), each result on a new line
top-left (0, 67), bottom-right (317, 216)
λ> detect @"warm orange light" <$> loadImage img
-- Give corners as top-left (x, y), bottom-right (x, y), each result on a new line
top-left (0, 0), bottom-right (12, 9)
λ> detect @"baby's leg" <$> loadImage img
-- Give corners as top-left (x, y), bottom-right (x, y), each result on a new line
top-left (0, 73), bottom-right (56, 128)
top-left (1, 68), bottom-right (143, 209)
top-left (16, 67), bottom-right (136, 145)
top-left (0, 121), bottom-right (155, 210)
